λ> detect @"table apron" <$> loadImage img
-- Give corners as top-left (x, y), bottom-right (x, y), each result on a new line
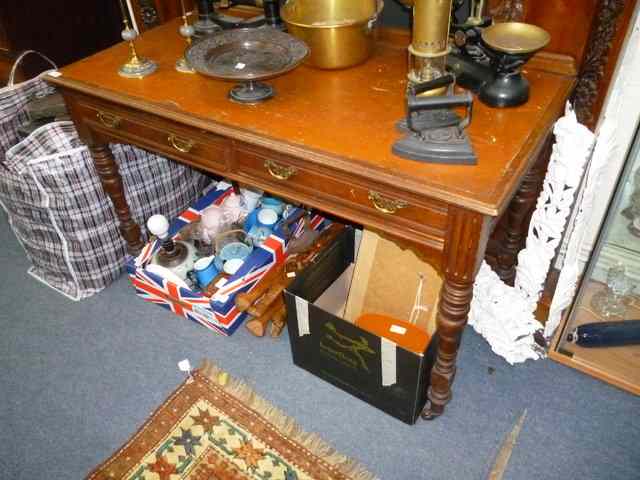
top-left (70, 96), bottom-right (451, 270)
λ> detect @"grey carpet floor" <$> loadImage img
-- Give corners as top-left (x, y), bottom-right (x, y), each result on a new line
top-left (1, 210), bottom-right (639, 480)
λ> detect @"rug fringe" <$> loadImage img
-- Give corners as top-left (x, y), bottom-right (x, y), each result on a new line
top-left (200, 359), bottom-right (380, 480)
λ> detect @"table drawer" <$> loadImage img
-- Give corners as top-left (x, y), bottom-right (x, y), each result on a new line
top-left (234, 143), bottom-right (448, 239)
top-left (77, 101), bottom-right (230, 172)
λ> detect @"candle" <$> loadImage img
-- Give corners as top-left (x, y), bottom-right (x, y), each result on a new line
top-left (117, 0), bottom-right (132, 29)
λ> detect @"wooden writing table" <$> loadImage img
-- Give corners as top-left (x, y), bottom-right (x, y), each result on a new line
top-left (47, 21), bottom-right (574, 419)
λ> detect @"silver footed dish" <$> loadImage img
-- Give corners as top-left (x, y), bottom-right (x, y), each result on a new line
top-left (185, 27), bottom-right (309, 82)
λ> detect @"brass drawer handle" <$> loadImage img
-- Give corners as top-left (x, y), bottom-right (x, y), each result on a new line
top-left (168, 134), bottom-right (195, 153)
top-left (264, 159), bottom-right (296, 181)
top-left (368, 191), bottom-right (409, 214)
top-left (96, 111), bottom-right (122, 129)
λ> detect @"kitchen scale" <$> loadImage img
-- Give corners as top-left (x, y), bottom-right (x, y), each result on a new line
top-left (449, 21), bottom-right (551, 107)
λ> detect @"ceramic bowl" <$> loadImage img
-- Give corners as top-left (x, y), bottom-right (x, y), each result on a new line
top-left (260, 197), bottom-right (285, 215)
top-left (257, 208), bottom-right (279, 227)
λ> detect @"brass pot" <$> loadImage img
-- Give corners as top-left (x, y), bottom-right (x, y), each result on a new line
top-left (281, 0), bottom-right (384, 70)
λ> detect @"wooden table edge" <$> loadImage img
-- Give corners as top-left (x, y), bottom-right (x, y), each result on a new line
top-left (488, 77), bottom-right (577, 218)
top-left (47, 72), bottom-right (571, 219)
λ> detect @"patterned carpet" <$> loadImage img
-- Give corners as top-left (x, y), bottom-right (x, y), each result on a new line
top-left (88, 360), bottom-right (376, 480)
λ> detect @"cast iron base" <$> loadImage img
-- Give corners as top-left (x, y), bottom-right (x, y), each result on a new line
top-left (393, 127), bottom-right (477, 165)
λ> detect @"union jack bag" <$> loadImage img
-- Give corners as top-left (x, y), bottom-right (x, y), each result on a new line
top-left (0, 120), bottom-right (210, 300)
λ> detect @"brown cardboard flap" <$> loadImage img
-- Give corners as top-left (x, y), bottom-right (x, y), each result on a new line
top-left (344, 230), bottom-right (442, 334)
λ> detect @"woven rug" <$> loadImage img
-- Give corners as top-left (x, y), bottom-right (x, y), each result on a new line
top-left (87, 360), bottom-right (377, 480)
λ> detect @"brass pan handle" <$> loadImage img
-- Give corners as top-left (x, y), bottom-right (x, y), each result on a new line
top-left (168, 134), bottom-right (195, 153)
top-left (264, 159), bottom-right (296, 181)
top-left (368, 190), bottom-right (409, 214)
top-left (96, 111), bottom-right (122, 129)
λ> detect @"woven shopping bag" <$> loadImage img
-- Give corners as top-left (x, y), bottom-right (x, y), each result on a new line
top-left (0, 51), bottom-right (57, 162)
top-left (0, 53), bottom-right (210, 300)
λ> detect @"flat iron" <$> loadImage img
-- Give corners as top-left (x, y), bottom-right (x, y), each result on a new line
top-left (393, 75), bottom-right (476, 165)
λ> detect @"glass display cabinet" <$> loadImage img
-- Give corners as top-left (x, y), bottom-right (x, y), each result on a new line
top-left (551, 125), bottom-right (640, 396)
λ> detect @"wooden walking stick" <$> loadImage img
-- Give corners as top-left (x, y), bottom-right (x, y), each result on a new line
top-left (270, 303), bottom-right (288, 337)
top-left (245, 296), bottom-right (285, 337)
top-left (247, 280), bottom-right (289, 317)
top-left (241, 222), bottom-right (347, 337)
top-left (235, 263), bottom-right (285, 311)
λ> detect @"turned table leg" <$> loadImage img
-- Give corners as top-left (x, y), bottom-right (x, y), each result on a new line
top-left (423, 207), bottom-right (490, 420)
top-left (89, 144), bottom-right (144, 255)
top-left (492, 165), bottom-right (544, 285)
top-left (489, 138), bottom-right (551, 285)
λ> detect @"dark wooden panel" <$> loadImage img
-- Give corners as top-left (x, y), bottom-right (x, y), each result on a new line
top-left (0, 20), bottom-right (9, 52)
top-left (0, 53), bottom-right (17, 85)
top-left (131, 0), bottom-right (194, 32)
top-left (0, 0), bottom-right (122, 78)
top-left (573, 0), bottom-right (638, 126)
top-left (525, 0), bottom-right (600, 67)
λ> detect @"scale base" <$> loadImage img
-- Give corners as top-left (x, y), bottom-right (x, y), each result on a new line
top-left (393, 127), bottom-right (477, 165)
top-left (479, 74), bottom-right (530, 108)
top-left (118, 58), bottom-right (157, 79)
top-left (229, 81), bottom-right (274, 104)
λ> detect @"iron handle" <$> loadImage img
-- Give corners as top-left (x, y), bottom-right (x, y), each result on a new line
top-left (264, 159), bottom-right (296, 180)
top-left (168, 134), bottom-right (195, 153)
top-left (407, 91), bottom-right (474, 133)
top-left (368, 191), bottom-right (409, 214)
top-left (411, 74), bottom-right (455, 96)
top-left (408, 91), bottom-right (473, 111)
top-left (96, 111), bottom-right (122, 129)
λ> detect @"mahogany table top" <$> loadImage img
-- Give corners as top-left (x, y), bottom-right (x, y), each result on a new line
top-left (51, 20), bottom-right (574, 217)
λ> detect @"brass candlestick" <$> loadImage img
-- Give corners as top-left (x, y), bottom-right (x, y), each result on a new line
top-left (176, 0), bottom-right (196, 73)
top-left (117, 0), bottom-right (157, 78)
top-left (467, 0), bottom-right (487, 26)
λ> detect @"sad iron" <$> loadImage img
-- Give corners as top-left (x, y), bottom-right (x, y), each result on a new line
top-left (393, 75), bottom-right (477, 165)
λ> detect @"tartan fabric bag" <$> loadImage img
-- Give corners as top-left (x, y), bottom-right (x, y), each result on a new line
top-left (0, 120), bottom-right (210, 300)
top-left (0, 51), bottom-right (57, 163)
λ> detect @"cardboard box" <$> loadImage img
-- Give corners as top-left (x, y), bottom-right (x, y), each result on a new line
top-left (344, 230), bottom-right (441, 335)
top-left (127, 184), bottom-right (330, 336)
top-left (284, 227), bottom-right (437, 424)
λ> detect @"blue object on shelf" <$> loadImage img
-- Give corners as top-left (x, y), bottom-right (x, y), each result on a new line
top-left (261, 196), bottom-right (285, 215)
top-left (243, 208), bottom-right (260, 232)
top-left (248, 225), bottom-right (273, 246)
top-left (193, 255), bottom-right (219, 289)
top-left (215, 241), bottom-right (253, 271)
top-left (257, 208), bottom-right (279, 228)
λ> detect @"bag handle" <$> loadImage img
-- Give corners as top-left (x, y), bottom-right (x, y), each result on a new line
top-left (8, 50), bottom-right (58, 87)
